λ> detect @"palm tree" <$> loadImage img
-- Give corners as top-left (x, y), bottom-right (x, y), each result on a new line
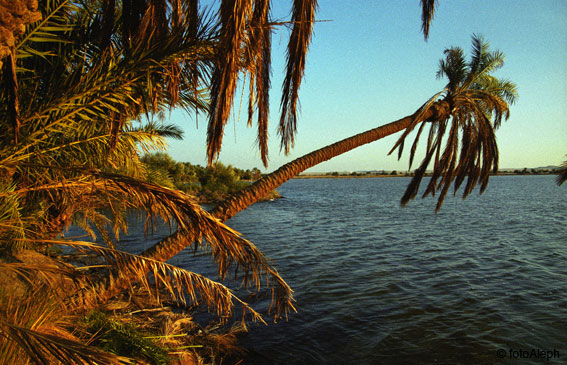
top-left (143, 34), bottom-right (517, 266)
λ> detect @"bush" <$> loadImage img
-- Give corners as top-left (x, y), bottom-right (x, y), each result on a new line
top-left (84, 311), bottom-right (170, 365)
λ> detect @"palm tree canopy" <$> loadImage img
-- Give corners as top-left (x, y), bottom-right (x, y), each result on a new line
top-left (390, 34), bottom-right (518, 211)
top-left (0, 0), bottom-right (292, 331)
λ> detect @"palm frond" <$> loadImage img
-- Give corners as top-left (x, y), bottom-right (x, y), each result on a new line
top-left (279, 0), bottom-right (318, 155)
top-left (0, 266), bottom-right (101, 365)
top-left (436, 47), bottom-right (467, 92)
top-left (2, 166), bottom-right (295, 319)
top-left (420, 0), bottom-right (437, 40)
top-left (0, 321), bottom-right (133, 365)
top-left (0, 261), bottom-right (86, 298)
top-left (388, 91), bottom-right (447, 160)
top-left (245, 0), bottom-right (272, 167)
top-left (207, 0), bottom-right (254, 166)
top-left (15, 0), bottom-right (70, 53)
top-left (21, 239), bottom-right (266, 326)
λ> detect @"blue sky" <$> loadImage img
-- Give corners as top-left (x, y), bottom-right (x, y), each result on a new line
top-left (165, 1), bottom-right (567, 173)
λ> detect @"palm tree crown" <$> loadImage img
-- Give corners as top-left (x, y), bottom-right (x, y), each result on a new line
top-left (390, 34), bottom-right (517, 211)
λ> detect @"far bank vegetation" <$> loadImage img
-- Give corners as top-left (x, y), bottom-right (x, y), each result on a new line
top-left (141, 153), bottom-right (281, 203)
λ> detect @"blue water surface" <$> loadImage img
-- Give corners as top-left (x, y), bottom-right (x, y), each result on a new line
top-left (226, 175), bottom-right (566, 364)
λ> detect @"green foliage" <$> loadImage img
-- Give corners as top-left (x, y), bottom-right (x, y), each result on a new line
top-left (140, 153), bottom-right (271, 202)
top-left (84, 311), bottom-right (170, 365)
top-left (198, 162), bottom-right (239, 200)
top-left (557, 158), bottom-right (567, 186)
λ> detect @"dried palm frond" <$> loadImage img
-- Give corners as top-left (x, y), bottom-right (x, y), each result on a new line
top-left (244, 0), bottom-right (272, 167)
top-left (279, 0), bottom-right (318, 155)
top-left (94, 173), bottom-right (295, 320)
top-left (21, 239), bottom-right (266, 326)
top-left (0, 321), bottom-right (132, 365)
top-left (207, 0), bottom-right (254, 166)
top-left (0, 270), bottom-right (108, 365)
top-left (4, 165), bottom-right (294, 320)
top-left (0, 261), bottom-right (86, 299)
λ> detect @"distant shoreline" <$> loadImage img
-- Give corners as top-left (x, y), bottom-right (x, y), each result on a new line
top-left (294, 174), bottom-right (402, 179)
top-left (294, 171), bottom-right (558, 179)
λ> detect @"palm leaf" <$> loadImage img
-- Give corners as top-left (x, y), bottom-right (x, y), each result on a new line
top-left (391, 34), bottom-right (517, 212)
top-left (20, 239), bottom-right (267, 326)
top-left (420, 0), bottom-right (437, 40)
top-left (207, 0), bottom-right (254, 166)
top-left (2, 167), bottom-right (295, 320)
top-left (1, 321), bottom-right (132, 365)
top-left (279, 0), bottom-right (318, 155)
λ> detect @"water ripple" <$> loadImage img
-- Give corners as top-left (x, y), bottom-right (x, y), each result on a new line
top-left (223, 176), bottom-right (567, 363)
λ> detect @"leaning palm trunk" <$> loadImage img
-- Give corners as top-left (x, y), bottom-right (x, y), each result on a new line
top-left (141, 105), bottom-right (440, 263)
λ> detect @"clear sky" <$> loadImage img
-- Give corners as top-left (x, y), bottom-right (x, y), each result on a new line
top-left (165, 0), bottom-right (567, 173)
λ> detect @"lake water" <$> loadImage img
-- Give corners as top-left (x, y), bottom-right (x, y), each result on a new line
top-left (79, 175), bottom-right (567, 364)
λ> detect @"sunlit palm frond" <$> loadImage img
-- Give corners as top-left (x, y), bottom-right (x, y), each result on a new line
top-left (244, 0), bottom-right (272, 167)
top-left (207, 0), bottom-right (254, 166)
top-left (1, 321), bottom-right (132, 365)
top-left (0, 269), bottom-right (105, 365)
top-left (0, 261), bottom-right (86, 298)
top-left (2, 166), bottom-right (295, 319)
top-left (278, 0), bottom-right (318, 156)
top-left (10, 0), bottom-right (213, 156)
top-left (147, 230), bottom-right (295, 321)
top-left (0, 179), bottom-right (28, 250)
top-left (20, 239), bottom-right (266, 326)
top-left (15, 0), bottom-right (70, 54)
top-left (85, 172), bottom-right (295, 319)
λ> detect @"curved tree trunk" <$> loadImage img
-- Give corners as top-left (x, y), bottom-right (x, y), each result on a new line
top-left (212, 115), bottom-right (414, 221)
top-left (142, 107), bottom-right (436, 262)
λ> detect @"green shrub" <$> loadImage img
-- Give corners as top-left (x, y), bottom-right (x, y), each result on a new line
top-left (84, 311), bottom-right (170, 365)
